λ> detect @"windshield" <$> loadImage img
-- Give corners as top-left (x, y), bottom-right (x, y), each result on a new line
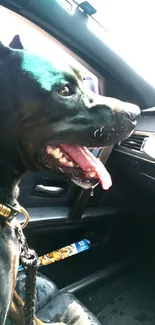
top-left (79, 0), bottom-right (155, 88)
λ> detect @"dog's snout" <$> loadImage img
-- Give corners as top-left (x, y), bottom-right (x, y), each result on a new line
top-left (125, 104), bottom-right (140, 122)
top-left (88, 96), bottom-right (140, 122)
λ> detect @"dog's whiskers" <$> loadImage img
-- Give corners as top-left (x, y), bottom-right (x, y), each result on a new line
top-left (94, 126), bottom-right (105, 138)
top-left (93, 129), bottom-right (99, 138)
top-left (94, 126), bottom-right (115, 139)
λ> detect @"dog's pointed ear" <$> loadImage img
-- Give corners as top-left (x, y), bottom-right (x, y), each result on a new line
top-left (0, 41), bottom-right (11, 59)
top-left (9, 34), bottom-right (24, 50)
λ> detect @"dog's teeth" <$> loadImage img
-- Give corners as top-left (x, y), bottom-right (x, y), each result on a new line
top-left (88, 171), bottom-right (96, 178)
top-left (57, 152), bottom-right (63, 159)
top-left (47, 147), bottom-right (63, 159)
top-left (59, 157), bottom-right (67, 164)
top-left (47, 147), bottom-right (54, 154)
top-left (53, 148), bottom-right (62, 159)
top-left (68, 161), bottom-right (74, 167)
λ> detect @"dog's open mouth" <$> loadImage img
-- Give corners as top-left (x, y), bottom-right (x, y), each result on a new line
top-left (42, 144), bottom-right (112, 190)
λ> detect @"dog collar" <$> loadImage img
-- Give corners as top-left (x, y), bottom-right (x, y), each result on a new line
top-left (0, 203), bottom-right (20, 219)
top-left (0, 203), bottom-right (29, 228)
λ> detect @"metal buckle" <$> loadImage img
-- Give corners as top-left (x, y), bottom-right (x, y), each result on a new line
top-left (0, 203), bottom-right (20, 219)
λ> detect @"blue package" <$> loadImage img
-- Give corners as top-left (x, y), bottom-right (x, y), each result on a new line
top-left (18, 265), bottom-right (24, 272)
top-left (75, 239), bottom-right (89, 252)
top-left (19, 239), bottom-right (90, 270)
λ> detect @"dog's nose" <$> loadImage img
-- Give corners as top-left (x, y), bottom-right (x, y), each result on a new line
top-left (125, 104), bottom-right (140, 122)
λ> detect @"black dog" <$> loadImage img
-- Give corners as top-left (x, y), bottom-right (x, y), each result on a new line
top-left (0, 35), bottom-right (140, 325)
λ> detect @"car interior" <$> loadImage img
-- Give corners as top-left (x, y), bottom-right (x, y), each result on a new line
top-left (1, 0), bottom-right (155, 324)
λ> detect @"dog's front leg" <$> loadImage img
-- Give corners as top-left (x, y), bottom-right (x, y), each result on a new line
top-left (8, 291), bottom-right (67, 325)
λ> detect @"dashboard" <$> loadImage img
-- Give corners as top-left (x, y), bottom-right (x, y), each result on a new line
top-left (114, 108), bottom-right (155, 191)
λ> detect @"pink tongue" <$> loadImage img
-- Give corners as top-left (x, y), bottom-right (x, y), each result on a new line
top-left (60, 144), bottom-right (112, 190)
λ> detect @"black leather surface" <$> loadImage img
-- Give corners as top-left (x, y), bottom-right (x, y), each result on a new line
top-left (6, 271), bottom-right (102, 324)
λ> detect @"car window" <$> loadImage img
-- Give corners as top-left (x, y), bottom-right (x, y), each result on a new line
top-left (76, 0), bottom-right (155, 88)
top-left (0, 5), bottom-right (101, 93)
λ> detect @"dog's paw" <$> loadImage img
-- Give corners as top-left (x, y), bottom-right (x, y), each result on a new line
top-left (61, 301), bottom-right (91, 325)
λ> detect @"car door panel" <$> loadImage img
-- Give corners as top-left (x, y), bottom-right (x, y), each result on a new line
top-left (19, 171), bottom-right (79, 207)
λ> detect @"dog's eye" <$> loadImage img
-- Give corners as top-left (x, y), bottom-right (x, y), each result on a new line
top-left (58, 85), bottom-right (74, 97)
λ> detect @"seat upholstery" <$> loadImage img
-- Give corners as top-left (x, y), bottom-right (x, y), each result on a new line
top-left (6, 271), bottom-right (102, 325)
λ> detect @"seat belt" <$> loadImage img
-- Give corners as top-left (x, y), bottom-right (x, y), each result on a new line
top-left (69, 145), bottom-right (113, 221)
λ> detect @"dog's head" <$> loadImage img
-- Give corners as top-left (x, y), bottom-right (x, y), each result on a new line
top-left (0, 36), bottom-right (140, 191)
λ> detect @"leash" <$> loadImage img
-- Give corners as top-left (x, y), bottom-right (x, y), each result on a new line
top-left (16, 225), bottom-right (39, 325)
top-left (0, 203), bottom-right (39, 325)
top-left (0, 146), bottom-right (113, 324)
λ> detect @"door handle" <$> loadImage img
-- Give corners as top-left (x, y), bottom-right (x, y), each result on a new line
top-left (35, 185), bottom-right (64, 195)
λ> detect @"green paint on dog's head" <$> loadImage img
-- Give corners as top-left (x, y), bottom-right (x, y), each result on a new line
top-left (21, 51), bottom-right (80, 92)
top-left (22, 52), bottom-right (57, 91)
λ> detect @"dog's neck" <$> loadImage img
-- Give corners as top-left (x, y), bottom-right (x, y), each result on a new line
top-left (0, 146), bottom-right (26, 206)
